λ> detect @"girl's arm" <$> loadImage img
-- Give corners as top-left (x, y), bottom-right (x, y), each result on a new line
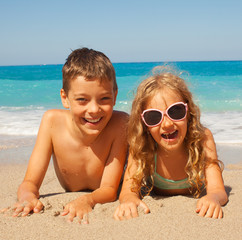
top-left (196, 128), bottom-right (228, 218)
top-left (113, 155), bottom-right (150, 220)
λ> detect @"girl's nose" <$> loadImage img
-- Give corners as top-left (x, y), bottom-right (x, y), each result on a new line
top-left (161, 114), bottom-right (174, 128)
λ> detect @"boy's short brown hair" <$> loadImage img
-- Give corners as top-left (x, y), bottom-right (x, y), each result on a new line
top-left (62, 48), bottom-right (117, 94)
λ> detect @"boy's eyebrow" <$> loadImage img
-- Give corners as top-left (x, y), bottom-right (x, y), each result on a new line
top-left (73, 91), bottom-right (113, 97)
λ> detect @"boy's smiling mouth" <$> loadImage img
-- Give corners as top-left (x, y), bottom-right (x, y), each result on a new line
top-left (83, 117), bottom-right (102, 124)
top-left (161, 130), bottom-right (178, 140)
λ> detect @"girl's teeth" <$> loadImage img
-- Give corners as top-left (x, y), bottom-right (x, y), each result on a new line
top-left (163, 130), bottom-right (176, 136)
top-left (162, 130), bottom-right (178, 139)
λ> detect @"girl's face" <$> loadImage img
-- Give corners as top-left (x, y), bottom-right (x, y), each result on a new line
top-left (144, 87), bottom-right (188, 153)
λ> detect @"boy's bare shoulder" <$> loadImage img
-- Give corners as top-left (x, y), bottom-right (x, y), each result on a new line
top-left (42, 109), bottom-right (69, 123)
top-left (104, 111), bottom-right (129, 136)
top-left (110, 110), bottom-right (129, 125)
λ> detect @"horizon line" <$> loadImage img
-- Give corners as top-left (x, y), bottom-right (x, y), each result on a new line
top-left (0, 59), bottom-right (242, 67)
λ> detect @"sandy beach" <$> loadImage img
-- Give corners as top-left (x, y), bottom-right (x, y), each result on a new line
top-left (0, 137), bottom-right (242, 240)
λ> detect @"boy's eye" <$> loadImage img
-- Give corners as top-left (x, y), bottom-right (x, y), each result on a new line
top-left (101, 97), bottom-right (111, 100)
top-left (76, 98), bottom-right (87, 102)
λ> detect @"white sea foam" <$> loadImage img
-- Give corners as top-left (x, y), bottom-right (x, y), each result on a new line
top-left (201, 111), bottom-right (242, 144)
top-left (0, 109), bottom-right (45, 136)
top-left (0, 108), bottom-right (242, 144)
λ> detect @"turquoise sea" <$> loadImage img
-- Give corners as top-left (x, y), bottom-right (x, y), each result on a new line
top-left (0, 61), bottom-right (242, 143)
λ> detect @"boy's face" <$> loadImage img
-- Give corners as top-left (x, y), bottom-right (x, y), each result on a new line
top-left (61, 76), bottom-right (117, 138)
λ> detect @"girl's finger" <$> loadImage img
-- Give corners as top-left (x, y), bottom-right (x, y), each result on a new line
top-left (67, 208), bottom-right (76, 222)
top-left (82, 213), bottom-right (89, 224)
top-left (139, 201), bottom-right (150, 214)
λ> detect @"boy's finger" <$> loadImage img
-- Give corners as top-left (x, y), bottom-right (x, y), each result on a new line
top-left (218, 209), bottom-right (223, 219)
top-left (33, 201), bottom-right (43, 213)
top-left (21, 202), bottom-right (34, 217)
top-left (21, 207), bottom-right (32, 217)
top-left (12, 206), bottom-right (24, 217)
top-left (0, 207), bottom-right (10, 213)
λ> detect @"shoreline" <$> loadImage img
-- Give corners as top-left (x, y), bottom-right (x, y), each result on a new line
top-left (1, 134), bottom-right (241, 166)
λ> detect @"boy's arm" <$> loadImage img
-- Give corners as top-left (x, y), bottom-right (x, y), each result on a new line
top-left (62, 112), bottom-right (129, 223)
top-left (89, 112), bottom-right (129, 202)
top-left (14, 111), bottom-right (53, 216)
top-left (196, 128), bottom-right (228, 218)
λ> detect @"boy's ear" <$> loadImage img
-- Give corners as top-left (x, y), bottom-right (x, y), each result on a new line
top-left (113, 90), bottom-right (118, 106)
top-left (60, 89), bottom-right (69, 109)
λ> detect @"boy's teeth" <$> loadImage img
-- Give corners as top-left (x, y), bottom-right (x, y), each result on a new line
top-left (86, 118), bottom-right (101, 123)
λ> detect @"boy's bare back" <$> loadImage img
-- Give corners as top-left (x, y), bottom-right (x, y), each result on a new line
top-left (1, 48), bottom-right (128, 223)
top-left (33, 108), bottom-right (128, 192)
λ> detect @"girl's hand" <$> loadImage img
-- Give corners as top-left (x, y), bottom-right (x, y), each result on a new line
top-left (113, 197), bottom-right (150, 220)
top-left (196, 194), bottom-right (223, 219)
top-left (0, 198), bottom-right (43, 217)
top-left (61, 196), bottom-right (93, 224)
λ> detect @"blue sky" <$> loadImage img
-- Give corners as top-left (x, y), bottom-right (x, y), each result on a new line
top-left (0, 0), bottom-right (242, 66)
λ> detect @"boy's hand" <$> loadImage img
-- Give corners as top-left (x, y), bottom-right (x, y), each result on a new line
top-left (61, 195), bottom-right (93, 224)
top-left (0, 198), bottom-right (43, 217)
top-left (113, 197), bottom-right (150, 220)
top-left (196, 194), bottom-right (223, 219)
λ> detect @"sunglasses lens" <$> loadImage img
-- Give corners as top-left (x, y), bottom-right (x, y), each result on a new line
top-left (143, 110), bottom-right (162, 126)
top-left (168, 104), bottom-right (186, 120)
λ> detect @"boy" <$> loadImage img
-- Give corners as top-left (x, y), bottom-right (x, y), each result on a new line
top-left (4, 48), bottom-right (128, 223)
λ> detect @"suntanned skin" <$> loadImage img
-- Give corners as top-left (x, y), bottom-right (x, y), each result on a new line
top-left (1, 76), bottom-right (128, 223)
top-left (114, 129), bottom-right (228, 221)
top-left (114, 87), bottom-right (228, 220)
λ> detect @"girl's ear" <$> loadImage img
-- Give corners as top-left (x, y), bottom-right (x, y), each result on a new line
top-left (60, 89), bottom-right (69, 109)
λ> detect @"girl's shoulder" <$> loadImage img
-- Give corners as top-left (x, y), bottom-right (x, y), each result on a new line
top-left (202, 127), bottom-right (217, 160)
top-left (203, 128), bottom-right (215, 143)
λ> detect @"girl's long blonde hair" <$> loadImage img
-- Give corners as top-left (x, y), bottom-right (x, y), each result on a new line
top-left (128, 66), bottom-right (219, 197)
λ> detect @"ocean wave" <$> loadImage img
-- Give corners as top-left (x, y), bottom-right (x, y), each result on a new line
top-left (0, 109), bottom-right (241, 144)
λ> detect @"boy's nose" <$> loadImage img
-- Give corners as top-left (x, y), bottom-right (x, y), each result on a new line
top-left (88, 101), bottom-right (100, 113)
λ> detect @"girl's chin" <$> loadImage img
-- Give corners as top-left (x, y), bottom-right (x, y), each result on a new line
top-left (159, 139), bottom-right (183, 150)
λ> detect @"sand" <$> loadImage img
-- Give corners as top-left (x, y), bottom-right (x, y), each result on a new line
top-left (0, 137), bottom-right (242, 240)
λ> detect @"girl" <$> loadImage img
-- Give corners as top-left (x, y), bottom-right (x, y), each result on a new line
top-left (114, 66), bottom-right (228, 220)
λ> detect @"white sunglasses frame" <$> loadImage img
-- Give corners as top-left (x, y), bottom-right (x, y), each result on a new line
top-left (141, 102), bottom-right (188, 127)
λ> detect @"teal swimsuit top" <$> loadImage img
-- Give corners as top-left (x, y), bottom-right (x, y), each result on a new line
top-left (153, 154), bottom-right (191, 190)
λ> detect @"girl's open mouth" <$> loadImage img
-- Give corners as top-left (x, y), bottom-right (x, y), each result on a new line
top-left (161, 130), bottom-right (178, 140)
